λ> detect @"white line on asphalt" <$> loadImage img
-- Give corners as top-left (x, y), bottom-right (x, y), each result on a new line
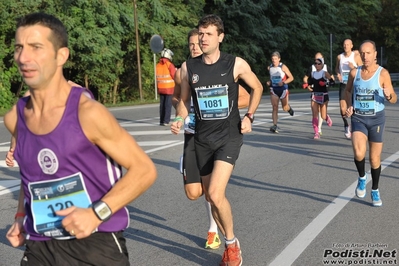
top-left (269, 151), bottom-right (399, 266)
top-left (0, 147), bottom-right (12, 152)
top-left (0, 180), bottom-right (20, 196)
top-left (128, 130), bottom-right (183, 136)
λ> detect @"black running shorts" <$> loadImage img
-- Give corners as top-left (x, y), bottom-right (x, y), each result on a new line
top-left (195, 135), bottom-right (243, 176)
top-left (21, 232), bottom-right (129, 266)
top-left (183, 134), bottom-right (201, 184)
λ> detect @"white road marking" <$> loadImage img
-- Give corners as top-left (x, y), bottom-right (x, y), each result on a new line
top-left (0, 180), bottom-right (20, 196)
top-left (269, 151), bottom-right (399, 266)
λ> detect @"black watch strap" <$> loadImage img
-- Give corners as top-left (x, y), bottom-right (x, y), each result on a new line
top-left (244, 113), bottom-right (254, 123)
top-left (92, 201), bottom-right (112, 222)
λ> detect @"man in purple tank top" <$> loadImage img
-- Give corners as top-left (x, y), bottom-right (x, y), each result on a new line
top-left (4, 12), bottom-right (157, 266)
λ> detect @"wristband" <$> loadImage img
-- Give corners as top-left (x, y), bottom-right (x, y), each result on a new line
top-left (173, 116), bottom-right (184, 123)
top-left (244, 113), bottom-right (254, 123)
top-left (15, 212), bottom-right (25, 220)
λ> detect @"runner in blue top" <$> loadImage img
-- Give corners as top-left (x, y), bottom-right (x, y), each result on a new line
top-left (344, 40), bottom-right (397, 207)
top-left (5, 12), bottom-right (157, 265)
top-left (266, 51), bottom-right (294, 133)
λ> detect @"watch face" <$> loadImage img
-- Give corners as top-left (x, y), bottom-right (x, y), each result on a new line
top-left (98, 206), bottom-right (111, 217)
top-left (95, 202), bottom-right (112, 220)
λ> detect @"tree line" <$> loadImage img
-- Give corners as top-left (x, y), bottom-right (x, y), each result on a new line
top-left (1, 0), bottom-right (398, 110)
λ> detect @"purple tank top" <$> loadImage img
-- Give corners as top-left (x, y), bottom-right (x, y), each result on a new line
top-left (14, 87), bottom-right (128, 241)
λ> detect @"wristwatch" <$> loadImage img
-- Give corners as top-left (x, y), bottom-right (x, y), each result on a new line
top-left (92, 201), bottom-right (112, 222)
top-left (244, 113), bottom-right (254, 123)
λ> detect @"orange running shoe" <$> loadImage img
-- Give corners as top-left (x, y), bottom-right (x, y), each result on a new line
top-left (219, 239), bottom-right (242, 266)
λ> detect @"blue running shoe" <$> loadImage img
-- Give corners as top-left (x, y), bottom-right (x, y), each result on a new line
top-left (371, 189), bottom-right (382, 207)
top-left (355, 174), bottom-right (367, 198)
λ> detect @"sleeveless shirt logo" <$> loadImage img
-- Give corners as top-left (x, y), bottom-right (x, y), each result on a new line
top-left (57, 184), bottom-right (65, 193)
top-left (37, 148), bottom-right (59, 174)
top-left (192, 74), bottom-right (199, 84)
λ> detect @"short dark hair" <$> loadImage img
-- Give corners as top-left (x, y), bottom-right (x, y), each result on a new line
top-left (187, 28), bottom-right (199, 43)
top-left (271, 51), bottom-right (281, 59)
top-left (17, 12), bottom-right (68, 51)
top-left (198, 14), bottom-right (224, 35)
top-left (360, 40), bottom-right (376, 51)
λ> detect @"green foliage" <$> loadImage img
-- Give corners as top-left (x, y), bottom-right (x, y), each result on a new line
top-left (0, 0), bottom-right (398, 107)
top-left (0, 70), bottom-right (18, 109)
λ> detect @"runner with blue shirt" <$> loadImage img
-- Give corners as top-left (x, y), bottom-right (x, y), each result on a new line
top-left (344, 40), bottom-right (397, 207)
top-left (266, 51), bottom-right (294, 133)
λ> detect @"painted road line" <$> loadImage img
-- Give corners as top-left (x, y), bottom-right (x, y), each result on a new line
top-left (128, 130), bottom-right (184, 136)
top-left (0, 180), bottom-right (20, 196)
top-left (269, 151), bottom-right (399, 266)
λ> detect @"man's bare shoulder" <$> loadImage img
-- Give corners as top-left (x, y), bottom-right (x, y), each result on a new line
top-left (4, 104), bottom-right (18, 133)
top-left (380, 67), bottom-right (391, 78)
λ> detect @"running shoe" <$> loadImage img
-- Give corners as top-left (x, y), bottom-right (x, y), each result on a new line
top-left (326, 115), bottom-right (333, 127)
top-left (318, 130), bottom-right (322, 136)
top-left (314, 133), bottom-right (320, 139)
top-left (205, 232), bottom-right (221, 249)
top-left (344, 125), bottom-right (351, 139)
top-left (371, 189), bottom-right (382, 207)
top-left (355, 174), bottom-right (367, 198)
top-left (288, 107), bottom-right (294, 116)
top-left (220, 239), bottom-right (242, 266)
top-left (270, 125), bottom-right (278, 133)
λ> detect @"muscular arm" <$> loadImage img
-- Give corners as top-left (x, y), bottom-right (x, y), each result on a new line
top-left (171, 62), bottom-right (190, 134)
top-left (380, 69), bottom-right (397, 104)
top-left (81, 99), bottom-right (157, 213)
top-left (354, 50), bottom-right (363, 67)
top-left (335, 54), bottom-right (341, 81)
top-left (282, 64), bottom-right (294, 84)
top-left (4, 105), bottom-right (26, 247)
top-left (59, 97), bottom-right (157, 238)
top-left (235, 57), bottom-right (263, 116)
top-left (238, 85), bottom-right (250, 109)
top-left (344, 68), bottom-right (357, 115)
top-left (172, 68), bottom-right (182, 110)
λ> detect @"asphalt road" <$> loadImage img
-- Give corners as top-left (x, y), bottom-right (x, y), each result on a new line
top-left (0, 91), bottom-right (398, 266)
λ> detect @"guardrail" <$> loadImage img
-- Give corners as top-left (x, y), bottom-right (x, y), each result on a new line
top-left (391, 73), bottom-right (399, 81)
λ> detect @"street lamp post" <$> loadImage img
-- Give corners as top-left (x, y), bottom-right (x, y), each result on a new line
top-left (133, 0), bottom-right (143, 101)
top-left (150, 35), bottom-right (164, 100)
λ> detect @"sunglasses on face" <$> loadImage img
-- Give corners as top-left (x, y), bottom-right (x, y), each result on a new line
top-left (314, 62), bottom-right (322, 65)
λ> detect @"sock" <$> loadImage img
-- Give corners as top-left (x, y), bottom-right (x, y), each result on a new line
top-left (342, 115), bottom-right (349, 127)
top-left (371, 165), bottom-right (381, 190)
top-left (318, 113), bottom-right (323, 129)
top-left (354, 158), bottom-right (366, 178)
top-left (205, 200), bottom-right (218, 233)
top-left (225, 237), bottom-right (236, 245)
top-left (312, 118), bottom-right (319, 134)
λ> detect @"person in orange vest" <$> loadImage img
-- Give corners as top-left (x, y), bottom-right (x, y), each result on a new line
top-left (156, 48), bottom-right (176, 126)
